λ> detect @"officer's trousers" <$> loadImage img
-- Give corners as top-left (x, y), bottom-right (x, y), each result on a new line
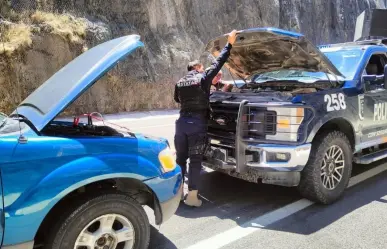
top-left (174, 114), bottom-right (207, 191)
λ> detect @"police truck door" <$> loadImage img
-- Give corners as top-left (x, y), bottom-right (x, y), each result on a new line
top-left (361, 52), bottom-right (387, 145)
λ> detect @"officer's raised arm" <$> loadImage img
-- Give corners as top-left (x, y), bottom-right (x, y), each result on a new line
top-left (203, 30), bottom-right (238, 84)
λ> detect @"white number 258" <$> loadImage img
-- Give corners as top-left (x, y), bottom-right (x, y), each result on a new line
top-left (324, 93), bottom-right (346, 112)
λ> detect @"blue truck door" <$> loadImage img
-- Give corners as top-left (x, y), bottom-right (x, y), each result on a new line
top-left (361, 52), bottom-right (387, 144)
top-left (0, 170), bottom-right (3, 246)
top-left (0, 137), bottom-right (17, 247)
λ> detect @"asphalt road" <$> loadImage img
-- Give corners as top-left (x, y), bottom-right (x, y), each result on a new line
top-left (111, 113), bottom-right (387, 249)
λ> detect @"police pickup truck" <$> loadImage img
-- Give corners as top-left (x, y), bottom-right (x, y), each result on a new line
top-left (202, 10), bottom-right (387, 204)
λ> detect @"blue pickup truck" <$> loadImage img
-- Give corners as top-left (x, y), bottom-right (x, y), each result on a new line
top-left (203, 10), bottom-right (387, 205)
top-left (0, 35), bottom-right (182, 249)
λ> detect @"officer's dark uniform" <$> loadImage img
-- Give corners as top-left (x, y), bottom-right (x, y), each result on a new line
top-left (174, 43), bottom-right (232, 192)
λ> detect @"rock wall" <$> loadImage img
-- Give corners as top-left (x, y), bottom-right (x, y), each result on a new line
top-left (1, 0), bottom-right (387, 114)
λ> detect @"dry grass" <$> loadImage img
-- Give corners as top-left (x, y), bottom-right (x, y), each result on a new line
top-left (0, 23), bottom-right (32, 56)
top-left (31, 11), bottom-right (87, 44)
top-left (62, 73), bottom-right (178, 116)
top-left (0, 11), bottom-right (89, 113)
top-left (1, 69), bottom-right (178, 117)
top-left (0, 10), bottom-right (87, 56)
top-left (0, 11), bottom-right (178, 116)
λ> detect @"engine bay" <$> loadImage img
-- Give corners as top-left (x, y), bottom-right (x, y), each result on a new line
top-left (209, 80), bottom-right (334, 104)
top-left (236, 81), bottom-right (332, 96)
top-left (41, 112), bottom-right (133, 137)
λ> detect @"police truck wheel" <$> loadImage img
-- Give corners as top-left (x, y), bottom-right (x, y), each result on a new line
top-left (298, 131), bottom-right (352, 204)
top-left (44, 192), bottom-right (150, 249)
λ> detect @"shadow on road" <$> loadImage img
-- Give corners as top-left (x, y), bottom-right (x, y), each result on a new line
top-left (263, 169), bottom-right (387, 235)
top-left (174, 159), bottom-right (387, 236)
top-left (175, 169), bottom-right (300, 224)
top-left (149, 226), bottom-right (178, 249)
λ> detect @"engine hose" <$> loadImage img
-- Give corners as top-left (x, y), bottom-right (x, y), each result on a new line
top-left (73, 113), bottom-right (132, 132)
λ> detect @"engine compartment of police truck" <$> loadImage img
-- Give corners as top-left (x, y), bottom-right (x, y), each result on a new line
top-left (206, 79), bottom-right (332, 160)
top-left (236, 80), bottom-right (331, 95)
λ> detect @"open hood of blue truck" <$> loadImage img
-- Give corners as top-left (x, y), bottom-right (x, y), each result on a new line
top-left (12, 35), bottom-right (144, 131)
top-left (205, 27), bottom-right (344, 80)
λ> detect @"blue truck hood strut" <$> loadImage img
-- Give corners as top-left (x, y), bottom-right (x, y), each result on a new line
top-left (12, 35), bottom-right (144, 131)
top-left (205, 27), bottom-right (344, 80)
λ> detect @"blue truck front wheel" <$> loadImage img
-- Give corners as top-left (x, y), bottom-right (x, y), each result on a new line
top-left (44, 192), bottom-right (151, 249)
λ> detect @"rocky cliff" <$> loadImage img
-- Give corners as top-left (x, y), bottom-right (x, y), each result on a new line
top-left (1, 0), bottom-right (386, 115)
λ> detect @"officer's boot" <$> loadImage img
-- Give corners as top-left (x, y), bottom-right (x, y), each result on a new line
top-left (181, 178), bottom-right (186, 201)
top-left (184, 190), bottom-right (202, 207)
top-left (181, 189), bottom-right (185, 201)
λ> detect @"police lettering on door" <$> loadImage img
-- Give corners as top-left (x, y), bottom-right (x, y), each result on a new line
top-left (374, 102), bottom-right (387, 121)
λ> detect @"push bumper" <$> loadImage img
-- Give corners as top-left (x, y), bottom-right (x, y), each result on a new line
top-left (245, 143), bottom-right (311, 169)
top-left (204, 99), bottom-right (315, 186)
top-left (204, 143), bottom-right (311, 171)
top-left (203, 143), bottom-right (311, 187)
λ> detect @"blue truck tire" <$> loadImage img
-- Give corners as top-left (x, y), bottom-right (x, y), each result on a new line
top-left (44, 191), bottom-right (150, 249)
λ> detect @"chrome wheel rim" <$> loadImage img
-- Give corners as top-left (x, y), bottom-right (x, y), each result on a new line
top-left (74, 214), bottom-right (135, 249)
top-left (321, 145), bottom-right (345, 190)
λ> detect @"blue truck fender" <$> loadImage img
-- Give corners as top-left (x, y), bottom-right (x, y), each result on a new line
top-left (3, 154), bottom-right (162, 245)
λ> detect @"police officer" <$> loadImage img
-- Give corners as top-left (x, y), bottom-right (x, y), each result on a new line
top-left (174, 30), bottom-right (238, 207)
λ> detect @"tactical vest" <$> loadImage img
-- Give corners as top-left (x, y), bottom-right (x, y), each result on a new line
top-left (175, 70), bottom-right (210, 115)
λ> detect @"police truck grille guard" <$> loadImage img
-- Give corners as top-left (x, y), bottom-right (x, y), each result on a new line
top-left (205, 100), bottom-right (316, 173)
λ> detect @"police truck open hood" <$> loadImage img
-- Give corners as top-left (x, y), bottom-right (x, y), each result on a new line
top-left (12, 35), bottom-right (144, 131)
top-left (205, 27), bottom-right (344, 79)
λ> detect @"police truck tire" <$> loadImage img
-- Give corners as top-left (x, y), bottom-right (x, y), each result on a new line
top-left (297, 130), bottom-right (352, 204)
top-left (44, 192), bottom-right (150, 249)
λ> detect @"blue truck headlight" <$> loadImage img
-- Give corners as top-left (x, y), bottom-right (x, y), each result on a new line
top-left (158, 148), bottom-right (176, 173)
